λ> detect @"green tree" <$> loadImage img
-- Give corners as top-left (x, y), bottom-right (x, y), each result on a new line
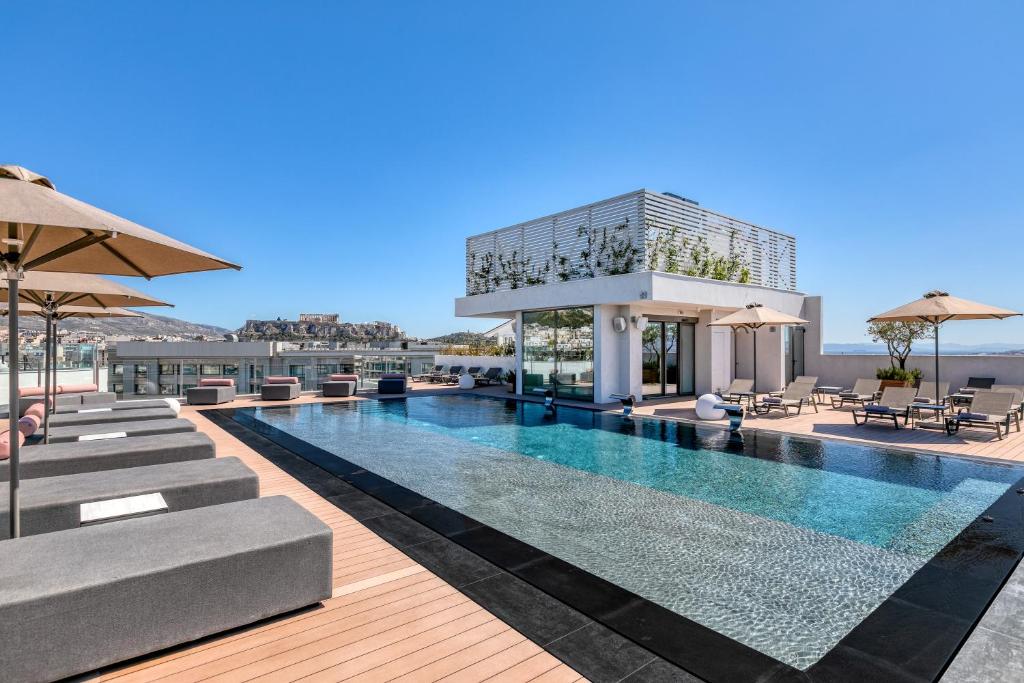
top-left (868, 321), bottom-right (933, 370)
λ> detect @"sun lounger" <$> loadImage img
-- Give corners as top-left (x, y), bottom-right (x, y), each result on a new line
top-left (474, 367), bottom-right (504, 386)
top-left (0, 432), bottom-right (215, 482)
top-left (46, 406), bottom-right (177, 428)
top-left (465, 366), bottom-right (483, 377)
top-left (945, 390), bottom-right (1018, 440)
top-left (187, 378), bottom-right (236, 405)
top-left (54, 398), bottom-right (180, 414)
top-left (959, 377), bottom-right (996, 394)
top-left (0, 495), bottom-right (332, 682)
top-left (912, 381), bottom-right (950, 405)
top-left (719, 378), bottom-right (755, 407)
top-left (442, 366), bottom-right (464, 385)
top-left (768, 376), bottom-right (818, 398)
top-left (830, 378), bottom-right (882, 409)
top-left (0, 457), bottom-right (259, 539)
top-left (852, 387), bottom-right (918, 429)
top-left (44, 418), bottom-right (196, 444)
top-left (416, 364), bottom-right (444, 382)
top-left (991, 385), bottom-right (1024, 417)
top-left (260, 376), bottom-right (301, 400)
top-left (754, 383), bottom-right (817, 416)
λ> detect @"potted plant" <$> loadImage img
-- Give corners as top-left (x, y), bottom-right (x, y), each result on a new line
top-left (875, 366), bottom-right (922, 389)
top-left (504, 369), bottom-right (516, 394)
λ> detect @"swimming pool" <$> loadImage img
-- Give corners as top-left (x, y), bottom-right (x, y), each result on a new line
top-left (236, 395), bottom-right (1024, 676)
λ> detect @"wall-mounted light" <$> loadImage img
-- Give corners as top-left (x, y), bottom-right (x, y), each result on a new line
top-left (634, 316), bottom-right (649, 330)
top-left (612, 316), bottom-right (627, 333)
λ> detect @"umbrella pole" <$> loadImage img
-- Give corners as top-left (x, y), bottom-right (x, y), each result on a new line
top-left (752, 327), bottom-right (758, 394)
top-left (7, 275), bottom-right (19, 538)
top-left (934, 323), bottom-right (940, 405)
top-left (43, 312), bottom-right (52, 444)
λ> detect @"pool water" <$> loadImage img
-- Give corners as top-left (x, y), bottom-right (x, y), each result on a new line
top-left (249, 395), bottom-right (1023, 669)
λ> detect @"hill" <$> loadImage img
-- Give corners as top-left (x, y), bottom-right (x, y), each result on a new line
top-left (19, 311), bottom-right (230, 339)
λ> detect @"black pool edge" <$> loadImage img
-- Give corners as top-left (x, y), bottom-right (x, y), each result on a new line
top-left (208, 397), bottom-right (1024, 683)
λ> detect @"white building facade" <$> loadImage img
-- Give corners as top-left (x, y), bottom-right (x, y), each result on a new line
top-left (455, 190), bottom-right (819, 404)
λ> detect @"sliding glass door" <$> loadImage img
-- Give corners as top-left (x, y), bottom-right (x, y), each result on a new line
top-left (642, 320), bottom-right (695, 398)
top-left (522, 307), bottom-right (594, 402)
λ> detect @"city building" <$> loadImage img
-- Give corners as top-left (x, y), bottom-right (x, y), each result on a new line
top-left (455, 189), bottom-right (823, 403)
top-left (107, 339), bottom-right (440, 398)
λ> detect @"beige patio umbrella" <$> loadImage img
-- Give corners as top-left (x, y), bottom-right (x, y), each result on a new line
top-left (2, 302), bottom-right (143, 444)
top-left (868, 291), bottom-right (1021, 405)
top-left (708, 303), bottom-right (809, 393)
top-left (0, 165), bottom-right (238, 538)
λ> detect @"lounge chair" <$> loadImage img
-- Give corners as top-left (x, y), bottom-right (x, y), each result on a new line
top-left (959, 377), bottom-right (995, 394)
top-left (754, 383), bottom-right (817, 416)
top-left (427, 365), bottom-right (449, 383)
top-left (0, 432), bottom-right (215, 482)
top-left (442, 366), bottom-right (464, 385)
top-left (46, 406), bottom-right (178, 429)
top-left (260, 376), bottom-right (301, 401)
top-left (475, 367), bottom-right (504, 386)
top-left (322, 373), bottom-right (358, 397)
top-left (0, 496), bottom-right (332, 682)
top-left (768, 376), bottom-right (818, 398)
top-left (852, 387), bottom-right (918, 429)
top-left (18, 383), bottom-right (117, 416)
top-left (830, 379), bottom-right (882, 409)
top-left (54, 398), bottom-right (180, 414)
top-left (945, 390), bottom-right (1018, 440)
top-left (720, 379), bottom-right (755, 407)
top-left (991, 385), bottom-right (1024, 417)
top-left (44, 418), bottom-right (197, 444)
top-left (377, 373), bottom-right (407, 394)
top-left (187, 378), bottom-right (237, 405)
top-left (912, 381), bottom-right (950, 405)
top-left (465, 366), bottom-right (483, 378)
top-left (416, 365), bottom-right (444, 382)
top-left (0, 457), bottom-right (258, 539)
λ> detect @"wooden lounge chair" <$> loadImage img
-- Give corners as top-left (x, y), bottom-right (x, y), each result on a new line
top-left (830, 379), bottom-right (882, 409)
top-left (754, 383), bottom-right (817, 416)
top-left (720, 379), bottom-right (755, 407)
top-left (474, 367), bottom-right (504, 386)
top-left (912, 381), bottom-right (950, 405)
top-left (852, 387), bottom-right (918, 429)
top-left (945, 390), bottom-right (1018, 440)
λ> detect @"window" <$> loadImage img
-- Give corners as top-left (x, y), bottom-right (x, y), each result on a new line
top-left (182, 364), bottom-right (197, 376)
top-left (111, 363), bottom-right (124, 376)
top-left (200, 364), bottom-right (221, 375)
top-left (316, 364), bottom-right (339, 376)
top-left (135, 365), bottom-right (148, 377)
top-left (134, 383), bottom-right (148, 395)
top-left (522, 307), bottom-right (594, 401)
top-left (112, 383), bottom-right (124, 395)
top-left (289, 365), bottom-right (306, 378)
top-left (159, 383), bottom-right (178, 395)
top-left (222, 364), bottom-right (239, 376)
top-left (159, 363), bottom-right (179, 375)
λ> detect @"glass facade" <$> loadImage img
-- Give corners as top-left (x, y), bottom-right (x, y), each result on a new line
top-left (522, 307), bottom-right (594, 401)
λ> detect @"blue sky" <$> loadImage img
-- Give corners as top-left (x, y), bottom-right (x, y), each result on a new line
top-left (5, 2), bottom-right (1022, 343)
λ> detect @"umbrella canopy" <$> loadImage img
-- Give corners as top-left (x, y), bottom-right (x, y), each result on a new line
top-left (0, 302), bottom-right (142, 319)
top-left (868, 291), bottom-right (1021, 405)
top-left (0, 164), bottom-right (238, 538)
top-left (708, 304), bottom-right (809, 330)
top-left (0, 165), bottom-right (240, 276)
top-left (869, 291), bottom-right (1020, 324)
top-left (708, 304), bottom-right (809, 393)
top-left (0, 271), bottom-right (170, 309)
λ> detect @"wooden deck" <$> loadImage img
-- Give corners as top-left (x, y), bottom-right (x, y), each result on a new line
top-left (93, 397), bottom-right (584, 683)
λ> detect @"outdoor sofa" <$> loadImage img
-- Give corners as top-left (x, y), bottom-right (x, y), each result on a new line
top-left (830, 378), bottom-right (882, 409)
top-left (0, 432), bottom-right (215, 482)
top-left (260, 376), bottom-right (301, 400)
top-left (44, 418), bottom-right (197, 444)
top-left (322, 373), bottom-right (358, 397)
top-left (18, 383), bottom-right (116, 416)
top-left (377, 372), bottom-right (407, 394)
top-left (946, 390), bottom-right (1018, 440)
top-left (47, 406), bottom-right (178, 429)
top-left (852, 387), bottom-right (918, 429)
top-left (187, 378), bottom-right (236, 405)
top-left (0, 495), bottom-right (332, 683)
top-left (0, 457), bottom-right (258, 539)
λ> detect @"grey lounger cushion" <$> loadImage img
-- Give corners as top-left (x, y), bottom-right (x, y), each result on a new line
top-left (0, 495), bottom-right (332, 683)
top-left (0, 432), bottom-right (215, 482)
top-left (0, 457), bottom-right (259, 539)
top-left (79, 391), bottom-right (117, 406)
top-left (54, 398), bottom-right (178, 414)
top-left (45, 418), bottom-right (196, 444)
top-left (47, 407), bottom-right (177, 428)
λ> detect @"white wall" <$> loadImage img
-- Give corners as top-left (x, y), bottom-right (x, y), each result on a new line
top-left (806, 353), bottom-right (1024, 391)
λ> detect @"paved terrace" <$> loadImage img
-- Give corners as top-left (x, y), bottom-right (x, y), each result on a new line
top-left (93, 382), bottom-right (1024, 682)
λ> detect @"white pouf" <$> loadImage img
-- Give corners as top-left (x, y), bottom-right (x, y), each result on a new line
top-left (458, 373), bottom-right (476, 389)
top-left (695, 394), bottom-right (726, 420)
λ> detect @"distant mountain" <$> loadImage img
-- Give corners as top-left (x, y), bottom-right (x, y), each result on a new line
top-left (19, 312), bottom-right (230, 339)
top-left (239, 318), bottom-right (405, 342)
top-left (428, 331), bottom-right (491, 345)
top-left (824, 342), bottom-right (1024, 355)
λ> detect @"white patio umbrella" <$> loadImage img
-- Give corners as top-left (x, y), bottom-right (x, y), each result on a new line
top-left (868, 291), bottom-right (1021, 405)
top-left (0, 165), bottom-right (238, 538)
top-left (708, 303), bottom-right (809, 393)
